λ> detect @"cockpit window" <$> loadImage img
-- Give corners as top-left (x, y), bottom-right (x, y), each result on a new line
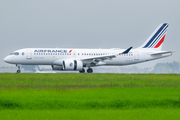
top-left (10, 52), bottom-right (19, 55)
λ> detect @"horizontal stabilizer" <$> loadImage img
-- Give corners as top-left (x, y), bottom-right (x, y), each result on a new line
top-left (150, 51), bottom-right (174, 55)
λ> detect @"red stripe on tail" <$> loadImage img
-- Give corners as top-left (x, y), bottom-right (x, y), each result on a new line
top-left (154, 35), bottom-right (166, 48)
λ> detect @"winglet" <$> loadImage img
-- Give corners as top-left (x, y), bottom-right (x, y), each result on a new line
top-left (121, 46), bottom-right (133, 54)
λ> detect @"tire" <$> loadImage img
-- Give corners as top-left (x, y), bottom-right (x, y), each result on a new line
top-left (79, 69), bottom-right (85, 73)
top-left (87, 68), bottom-right (93, 73)
top-left (17, 70), bottom-right (21, 73)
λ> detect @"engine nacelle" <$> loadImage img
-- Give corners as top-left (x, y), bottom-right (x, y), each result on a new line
top-left (52, 65), bottom-right (63, 70)
top-left (62, 60), bottom-right (83, 71)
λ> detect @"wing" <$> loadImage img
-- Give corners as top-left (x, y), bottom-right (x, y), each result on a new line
top-left (79, 47), bottom-right (133, 66)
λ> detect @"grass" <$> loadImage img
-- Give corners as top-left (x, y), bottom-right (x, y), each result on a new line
top-left (1, 109), bottom-right (180, 120)
top-left (0, 73), bottom-right (180, 119)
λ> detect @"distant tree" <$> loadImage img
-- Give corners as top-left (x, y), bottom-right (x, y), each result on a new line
top-left (171, 61), bottom-right (180, 73)
top-left (153, 61), bottom-right (180, 73)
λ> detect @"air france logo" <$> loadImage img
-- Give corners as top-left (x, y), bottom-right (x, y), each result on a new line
top-left (69, 63), bottom-right (73, 67)
top-left (69, 50), bottom-right (72, 53)
top-left (34, 50), bottom-right (72, 53)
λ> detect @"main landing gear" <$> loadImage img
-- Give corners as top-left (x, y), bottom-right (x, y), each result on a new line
top-left (16, 65), bottom-right (21, 73)
top-left (87, 67), bottom-right (93, 73)
top-left (79, 67), bottom-right (93, 73)
top-left (79, 68), bottom-right (85, 73)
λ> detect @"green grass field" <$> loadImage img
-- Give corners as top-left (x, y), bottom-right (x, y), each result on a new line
top-left (0, 73), bottom-right (180, 120)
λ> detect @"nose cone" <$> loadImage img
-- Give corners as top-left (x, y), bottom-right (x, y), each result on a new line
top-left (4, 56), bottom-right (11, 63)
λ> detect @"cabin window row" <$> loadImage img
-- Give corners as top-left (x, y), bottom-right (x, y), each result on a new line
top-left (119, 54), bottom-right (133, 56)
top-left (80, 53), bottom-right (109, 56)
top-left (34, 53), bottom-right (133, 56)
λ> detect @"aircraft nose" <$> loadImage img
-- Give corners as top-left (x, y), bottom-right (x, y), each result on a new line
top-left (4, 56), bottom-right (11, 63)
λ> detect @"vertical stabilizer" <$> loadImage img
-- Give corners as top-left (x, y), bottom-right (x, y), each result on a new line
top-left (140, 23), bottom-right (169, 50)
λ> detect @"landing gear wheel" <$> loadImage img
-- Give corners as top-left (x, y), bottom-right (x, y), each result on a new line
top-left (87, 68), bottom-right (93, 73)
top-left (79, 69), bottom-right (85, 73)
top-left (16, 65), bottom-right (21, 73)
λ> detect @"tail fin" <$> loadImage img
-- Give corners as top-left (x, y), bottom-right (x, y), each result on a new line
top-left (140, 23), bottom-right (169, 50)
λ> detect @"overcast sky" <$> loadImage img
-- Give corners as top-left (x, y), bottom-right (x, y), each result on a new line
top-left (0, 0), bottom-right (179, 68)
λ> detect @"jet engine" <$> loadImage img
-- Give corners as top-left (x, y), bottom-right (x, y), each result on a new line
top-left (52, 65), bottom-right (63, 70)
top-left (62, 60), bottom-right (83, 70)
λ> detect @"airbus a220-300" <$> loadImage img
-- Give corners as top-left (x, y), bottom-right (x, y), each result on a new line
top-left (4, 23), bottom-right (174, 73)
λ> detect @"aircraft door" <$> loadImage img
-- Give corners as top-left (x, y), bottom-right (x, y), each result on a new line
top-left (26, 49), bottom-right (32, 60)
top-left (134, 51), bottom-right (139, 61)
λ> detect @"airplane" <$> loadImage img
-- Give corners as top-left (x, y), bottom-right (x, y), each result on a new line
top-left (4, 23), bottom-right (174, 73)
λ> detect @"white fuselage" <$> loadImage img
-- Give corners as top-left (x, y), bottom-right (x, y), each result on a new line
top-left (4, 48), bottom-right (170, 66)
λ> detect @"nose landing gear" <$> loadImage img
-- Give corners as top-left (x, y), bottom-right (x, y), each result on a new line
top-left (16, 65), bottom-right (21, 73)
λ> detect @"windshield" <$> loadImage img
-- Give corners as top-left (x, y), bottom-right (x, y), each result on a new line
top-left (10, 52), bottom-right (19, 55)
